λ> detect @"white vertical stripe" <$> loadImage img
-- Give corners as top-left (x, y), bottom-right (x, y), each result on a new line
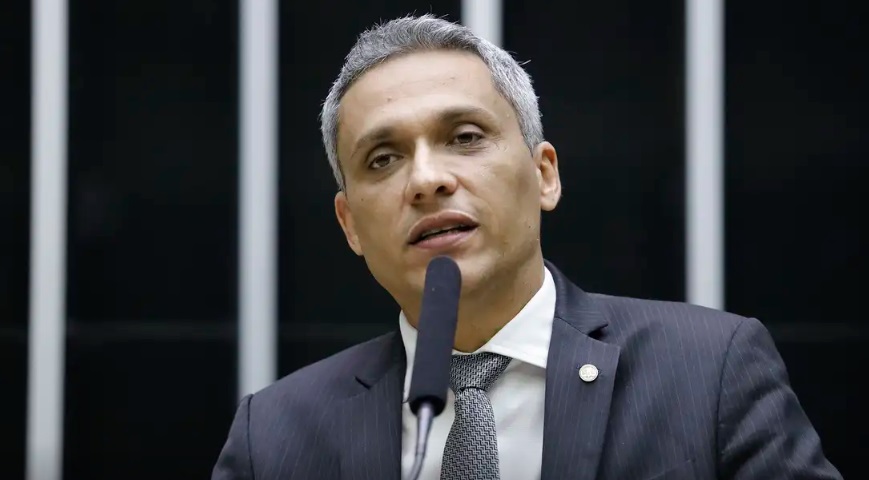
top-left (462, 0), bottom-right (502, 46)
top-left (686, 0), bottom-right (724, 309)
top-left (27, 0), bottom-right (68, 478)
top-left (238, 0), bottom-right (278, 397)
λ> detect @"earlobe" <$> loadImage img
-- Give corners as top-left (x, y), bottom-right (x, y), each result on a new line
top-left (535, 141), bottom-right (562, 211)
top-left (334, 191), bottom-right (364, 256)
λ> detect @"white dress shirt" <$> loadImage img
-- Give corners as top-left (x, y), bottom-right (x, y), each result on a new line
top-left (399, 266), bottom-right (556, 480)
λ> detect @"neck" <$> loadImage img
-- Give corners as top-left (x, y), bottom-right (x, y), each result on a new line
top-left (452, 254), bottom-right (546, 352)
top-left (400, 253), bottom-right (546, 352)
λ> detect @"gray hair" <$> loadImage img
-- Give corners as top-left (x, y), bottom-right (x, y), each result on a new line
top-left (319, 14), bottom-right (544, 191)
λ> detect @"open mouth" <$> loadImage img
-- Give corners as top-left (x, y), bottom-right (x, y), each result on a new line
top-left (410, 224), bottom-right (477, 245)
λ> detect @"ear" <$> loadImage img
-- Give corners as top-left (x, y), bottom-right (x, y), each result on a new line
top-left (534, 141), bottom-right (562, 211)
top-left (334, 191), bottom-right (363, 256)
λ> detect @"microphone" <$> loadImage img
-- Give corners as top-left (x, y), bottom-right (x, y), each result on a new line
top-left (404, 255), bottom-right (462, 480)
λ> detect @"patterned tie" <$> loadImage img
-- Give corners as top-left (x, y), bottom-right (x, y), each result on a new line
top-left (440, 352), bottom-right (512, 480)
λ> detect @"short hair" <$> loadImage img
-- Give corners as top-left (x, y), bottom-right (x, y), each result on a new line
top-left (319, 14), bottom-right (544, 191)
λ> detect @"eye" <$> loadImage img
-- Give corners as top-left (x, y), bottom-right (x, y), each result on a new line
top-left (369, 153), bottom-right (398, 170)
top-left (452, 131), bottom-right (483, 146)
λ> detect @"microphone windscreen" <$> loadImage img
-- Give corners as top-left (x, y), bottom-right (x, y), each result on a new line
top-left (407, 255), bottom-right (462, 416)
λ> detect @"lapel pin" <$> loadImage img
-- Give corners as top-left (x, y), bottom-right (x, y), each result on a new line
top-left (578, 364), bottom-right (599, 382)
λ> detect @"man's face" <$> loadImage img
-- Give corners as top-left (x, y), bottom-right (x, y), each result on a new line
top-left (334, 50), bottom-right (561, 309)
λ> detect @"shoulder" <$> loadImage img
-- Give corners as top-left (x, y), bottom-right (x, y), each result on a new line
top-left (247, 331), bottom-right (398, 414)
top-left (547, 260), bottom-right (763, 353)
top-left (588, 293), bottom-right (767, 359)
top-left (585, 294), bottom-right (786, 408)
top-left (591, 292), bottom-right (755, 337)
top-left (221, 332), bottom-right (399, 466)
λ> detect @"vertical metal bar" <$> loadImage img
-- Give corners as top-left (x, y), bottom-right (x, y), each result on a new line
top-left (462, 0), bottom-right (502, 46)
top-left (686, 0), bottom-right (724, 309)
top-left (238, 0), bottom-right (279, 397)
top-left (27, 0), bottom-right (68, 478)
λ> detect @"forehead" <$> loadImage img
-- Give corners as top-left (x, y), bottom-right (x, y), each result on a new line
top-left (336, 50), bottom-right (515, 156)
top-left (343, 49), bottom-right (499, 107)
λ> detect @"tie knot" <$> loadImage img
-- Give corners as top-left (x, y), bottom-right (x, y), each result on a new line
top-left (449, 352), bottom-right (511, 393)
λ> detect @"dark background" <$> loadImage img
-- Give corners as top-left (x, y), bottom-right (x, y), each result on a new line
top-left (1, 0), bottom-right (866, 478)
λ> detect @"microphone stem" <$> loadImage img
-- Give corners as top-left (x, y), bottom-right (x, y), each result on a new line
top-left (405, 402), bottom-right (436, 480)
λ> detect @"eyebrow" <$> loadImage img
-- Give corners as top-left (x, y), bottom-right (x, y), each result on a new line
top-left (349, 105), bottom-right (495, 161)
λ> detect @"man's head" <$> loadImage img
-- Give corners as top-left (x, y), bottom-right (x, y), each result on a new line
top-left (320, 14), bottom-right (561, 317)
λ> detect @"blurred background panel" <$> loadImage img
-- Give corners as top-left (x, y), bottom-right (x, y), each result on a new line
top-left (64, 338), bottom-right (234, 479)
top-left (725, 0), bottom-right (867, 325)
top-left (64, 0), bottom-right (239, 477)
top-left (503, 0), bottom-right (686, 302)
top-left (67, 0), bottom-right (238, 324)
top-left (725, 0), bottom-right (868, 473)
top-left (0, 341), bottom-right (27, 480)
top-left (276, 0), bottom-right (463, 376)
top-left (774, 342), bottom-right (867, 475)
top-left (0, 0), bottom-right (31, 477)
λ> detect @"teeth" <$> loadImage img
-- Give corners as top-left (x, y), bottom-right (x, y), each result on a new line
top-left (420, 224), bottom-right (466, 240)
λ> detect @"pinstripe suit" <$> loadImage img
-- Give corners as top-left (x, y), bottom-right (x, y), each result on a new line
top-left (212, 260), bottom-right (842, 479)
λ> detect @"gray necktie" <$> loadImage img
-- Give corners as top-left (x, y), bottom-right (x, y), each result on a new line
top-left (440, 352), bottom-right (512, 480)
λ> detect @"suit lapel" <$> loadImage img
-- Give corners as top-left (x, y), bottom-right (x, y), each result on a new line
top-left (340, 332), bottom-right (405, 480)
top-left (541, 261), bottom-right (621, 480)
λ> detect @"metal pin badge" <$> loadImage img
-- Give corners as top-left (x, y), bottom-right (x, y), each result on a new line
top-left (578, 364), bottom-right (599, 382)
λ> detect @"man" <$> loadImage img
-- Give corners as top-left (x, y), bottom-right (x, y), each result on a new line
top-left (212, 14), bottom-right (841, 480)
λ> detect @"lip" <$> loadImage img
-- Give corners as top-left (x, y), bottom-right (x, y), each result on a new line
top-left (410, 226), bottom-right (477, 251)
top-left (407, 210), bottom-right (480, 246)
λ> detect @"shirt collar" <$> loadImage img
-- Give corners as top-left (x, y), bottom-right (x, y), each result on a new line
top-left (399, 266), bottom-right (556, 400)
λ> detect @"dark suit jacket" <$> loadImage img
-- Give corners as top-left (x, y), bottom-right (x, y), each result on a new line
top-left (212, 260), bottom-right (841, 479)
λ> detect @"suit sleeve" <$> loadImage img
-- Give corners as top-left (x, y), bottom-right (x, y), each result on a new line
top-left (212, 394), bottom-right (255, 480)
top-left (717, 317), bottom-right (842, 479)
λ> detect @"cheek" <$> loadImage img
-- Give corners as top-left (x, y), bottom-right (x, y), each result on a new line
top-left (495, 158), bottom-right (538, 208)
top-left (502, 162), bottom-right (541, 234)
top-left (349, 194), bottom-right (398, 247)
top-left (473, 161), bottom-right (537, 233)
top-left (515, 164), bottom-right (539, 199)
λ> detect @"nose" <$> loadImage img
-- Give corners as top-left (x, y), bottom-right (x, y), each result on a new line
top-left (404, 145), bottom-right (458, 204)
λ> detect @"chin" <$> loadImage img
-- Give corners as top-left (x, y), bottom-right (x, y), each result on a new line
top-left (449, 255), bottom-right (495, 294)
top-left (403, 245), bottom-right (500, 291)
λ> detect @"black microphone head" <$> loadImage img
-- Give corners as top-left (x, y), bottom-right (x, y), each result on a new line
top-left (407, 255), bottom-right (462, 416)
